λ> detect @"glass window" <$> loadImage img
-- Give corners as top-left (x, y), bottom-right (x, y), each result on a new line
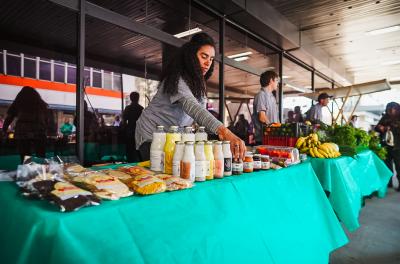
top-left (103, 71), bottom-right (112, 89)
top-left (67, 66), bottom-right (76, 84)
top-left (113, 74), bottom-right (122, 91)
top-left (24, 57), bottom-right (36, 78)
top-left (92, 70), bottom-right (101, 88)
top-left (84, 68), bottom-right (90, 86)
top-left (39, 60), bottom-right (51, 80)
top-left (54, 63), bottom-right (65, 83)
top-left (7, 54), bottom-right (21, 76)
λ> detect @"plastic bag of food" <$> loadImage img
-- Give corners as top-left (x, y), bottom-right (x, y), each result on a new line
top-left (64, 163), bottom-right (88, 178)
top-left (102, 169), bottom-right (133, 183)
top-left (155, 174), bottom-right (193, 191)
top-left (126, 175), bottom-right (166, 195)
top-left (118, 166), bottom-right (154, 177)
top-left (72, 172), bottom-right (133, 200)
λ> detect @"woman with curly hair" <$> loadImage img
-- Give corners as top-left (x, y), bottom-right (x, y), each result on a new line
top-left (2, 86), bottom-right (49, 162)
top-left (135, 33), bottom-right (245, 160)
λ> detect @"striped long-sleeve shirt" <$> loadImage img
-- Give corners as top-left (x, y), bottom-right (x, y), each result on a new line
top-left (135, 77), bottom-right (223, 149)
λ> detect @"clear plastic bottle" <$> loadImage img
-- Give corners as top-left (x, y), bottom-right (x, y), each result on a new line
top-left (195, 126), bottom-right (208, 142)
top-left (213, 141), bottom-right (224, 178)
top-left (172, 141), bottom-right (185, 177)
top-left (194, 141), bottom-right (207, 182)
top-left (222, 141), bottom-right (232, 176)
top-left (182, 126), bottom-right (195, 143)
top-left (181, 141), bottom-right (195, 182)
top-left (163, 126), bottom-right (181, 174)
top-left (204, 141), bottom-right (214, 180)
top-left (150, 125), bottom-right (166, 172)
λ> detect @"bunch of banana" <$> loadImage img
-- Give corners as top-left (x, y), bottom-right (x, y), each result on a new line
top-left (295, 134), bottom-right (341, 158)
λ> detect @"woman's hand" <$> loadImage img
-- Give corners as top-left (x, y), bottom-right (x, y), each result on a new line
top-left (217, 126), bottom-right (246, 160)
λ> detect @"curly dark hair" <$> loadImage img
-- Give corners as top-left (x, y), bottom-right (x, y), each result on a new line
top-left (260, 70), bottom-right (278, 87)
top-left (162, 32), bottom-right (216, 100)
top-left (10, 86), bottom-right (48, 113)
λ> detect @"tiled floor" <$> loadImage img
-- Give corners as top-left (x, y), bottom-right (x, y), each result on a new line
top-left (330, 188), bottom-right (400, 264)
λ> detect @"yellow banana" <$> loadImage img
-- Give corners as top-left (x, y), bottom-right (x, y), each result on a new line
top-left (309, 147), bottom-right (315, 157)
top-left (295, 137), bottom-right (306, 149)
top-left (313, 147), bottom-right (325, 158)
top-left (317, 147), bottom-right (329, 158)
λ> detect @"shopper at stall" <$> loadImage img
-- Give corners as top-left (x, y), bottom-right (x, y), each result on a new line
top-left (375, 102), bottom-right (400, 190)
top-left (2, 86), bottom-right (48, 162)
top-left (60, 118), bottom-right (73, 138)
top-left (252, 70), bottom-right (279, 145)
top-left (122, 92), bottom-right (143, 162)
top-left (306, 93), bottom-right (331, 124)
top-left (294, 106), bottom-right (304, 123)
top-left (135, 33), bottom-right (245, 160)
top-left (235, 114), bottom-right (250, 144)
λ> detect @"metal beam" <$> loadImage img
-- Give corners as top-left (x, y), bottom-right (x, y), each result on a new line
top-left (76, 0), bottom-right (85, 164)
top-left (219, 16), bottom-right (225, 123)
top-left (278, 52), bottom-right (283, 122)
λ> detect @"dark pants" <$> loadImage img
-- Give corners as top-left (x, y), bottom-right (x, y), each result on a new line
top-left (139, 142), bottom-right (151, 162)
top-left (17, 137), bottom-right (46, 163)
top-left (126, 131), bottom-right (141, 163)
top-left (385, 147), bottom-right (400, 187)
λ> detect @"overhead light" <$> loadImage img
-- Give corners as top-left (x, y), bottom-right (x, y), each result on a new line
top-left (304, 85), bottom-right (312, 89)
top-left (227, 51), bottom-right (253, 59)
top-left (381, 60), bottom-right (400, 66)
top-left (366, 25), bottom-right (400, 36)
top-left (282, 75), bottom-right (291, 79)
top-left (285, 83), bottom-right (306, 93)
top-left (234, 56), bottom-right (249, 62)
top-left (174, 27), bottom-right (202, 38)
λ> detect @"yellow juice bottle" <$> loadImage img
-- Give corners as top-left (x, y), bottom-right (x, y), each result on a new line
top-left (163, 126), bottom-right (181, 174)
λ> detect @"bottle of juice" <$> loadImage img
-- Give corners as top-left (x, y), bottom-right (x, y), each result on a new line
top-left (195, 126), bottom-right (208, 142)
top-left (222, 141), bottom-right (232, 176)
top-left (172, 141), bottom-right (185, 177)
top-left (150, 125), bottom-right (166, 172)
top-left (213, 141), bottom-right (224, 179)
top-left (181, 141), bottom-right (195, 182)
top-left (163, 126), bottom-right (181, 174)
top-left (182, 126), bottom-right (195, 142)
top-left (194, 141), bottom-right (207, 182)
top-left (204, 141), bottom-right (214, 180)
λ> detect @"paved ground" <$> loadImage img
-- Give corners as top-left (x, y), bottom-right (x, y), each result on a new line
top-left (330, 187), bottom-right (400, 264)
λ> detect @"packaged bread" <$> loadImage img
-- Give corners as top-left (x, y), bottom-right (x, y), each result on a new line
top-left (64, 163), bottom-right (88, 178)
top-left (72, 172), bottom-right (133, 200)
top-left (118, 166), bottom-right (154, 177)
top-left (155, 174), bottom-right (193, 191)
top-left (102, 169), bottom-right (133, 183)
top-left (126, 175), bottom-right (166, 195)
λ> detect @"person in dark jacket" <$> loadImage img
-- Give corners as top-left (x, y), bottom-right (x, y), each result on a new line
top-left (375, 102), bottom-right (400, 190)
top-left (122, 92), bottom-right (143, 162)
top-left (2, 86), bottom-right (49, 162)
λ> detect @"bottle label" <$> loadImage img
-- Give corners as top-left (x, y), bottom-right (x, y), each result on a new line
top-left (232, 162), bottom-right (243, 172)
top-left (261, 161), bottom-right (270, 170)
top-left (195, 161), bottom-right (206, 181)
top-left (150, 150), bottom-right (164, 172)
top-left (224, 157), bottom-right (232, 172)
top-left (214, 160), bottom-right (224, 178)
top-left (243, 161), bottom-right (253, 171)
top-left (172, 160), bottom-right (181, 177)
top-left (254, 160), bottom-right (262, 169)
top-left (206, 160), bottom-right (214, 180)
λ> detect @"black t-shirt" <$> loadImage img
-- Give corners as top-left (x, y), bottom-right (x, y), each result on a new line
top-left (122, 103), bottom-right (144, 132)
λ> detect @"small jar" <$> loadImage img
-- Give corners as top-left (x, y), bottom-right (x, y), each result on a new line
top-left (232, 158), bottom-right (243, 175)
top-left (261, 155), bottom-right (271, 170)
top-left (243, 152), bottom-right (254, 173)
top-left (253, 154), bottom-right (261, 171)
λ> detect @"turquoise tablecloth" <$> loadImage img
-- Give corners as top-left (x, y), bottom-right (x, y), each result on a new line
top-left (309, 150), bottom-right (392, 231)
top-left (0, 162), bottom-right (348, 264)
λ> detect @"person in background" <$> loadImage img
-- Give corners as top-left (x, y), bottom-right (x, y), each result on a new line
top-left (2, 86), bottom-right (48, 162)
top-left (60, 118), bottom-right (73, 138)
top-left (113, 115), bottom-right (121, 127)
top-left (252, 70), bottom-right (279, 145)
top-left (0, 114), bottom-right (4, 129)
top-left (375, 102), bottom-right (400, 190)
top-left (135, 33), bottom-right (245, 160)
top-left (306, 93), bottom-right (331, 124)
top-left (294, 106), bottom-right (304, 123)
top-left (122, 92), bottom-right (143, 162)
top-left (349, 115), bottom-right (359, 128)
top-left (235, 114), bottom-right (250, 144)
top-left (286, 111), bottom-right (295, 123)
top-left (74, 101), bottom-right (99, 142)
